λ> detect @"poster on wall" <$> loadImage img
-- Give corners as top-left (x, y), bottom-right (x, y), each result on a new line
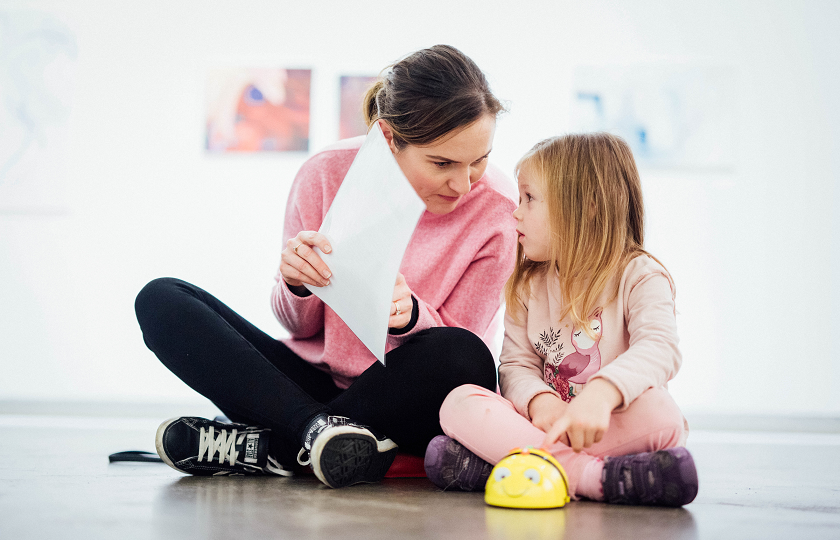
top-left (206, 68), bottom-right (311, 153)
top-left (0, 10), bottom-right (77, 213)
top-left (339, 75), bottom-right (377, 140)
top-left (571, 66), bottom-right (737, 170)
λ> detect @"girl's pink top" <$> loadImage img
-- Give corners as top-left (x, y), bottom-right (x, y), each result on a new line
top-left (499, 255), bottom-right (682, 417)
top-left (271, 137), bottom-right (518, 388)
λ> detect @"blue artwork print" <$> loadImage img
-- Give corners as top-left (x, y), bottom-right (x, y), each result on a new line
top-left (0, 10), bottom-right (77, 210)
top-left (572, 65), bottom-right (736, 170)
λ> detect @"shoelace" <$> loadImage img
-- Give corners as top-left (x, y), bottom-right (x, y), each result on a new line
top-left (266, 455), bottom-right (294, 477)
top-left (198, 426), bottom-right (241, 466)
top-left (296, 448), bottom-right (311, 467)
top-left (297, 416), bottom-right (331, 467)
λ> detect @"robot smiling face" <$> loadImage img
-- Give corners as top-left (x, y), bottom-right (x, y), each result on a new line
top-left (484, 447), bottom-right (571, 509)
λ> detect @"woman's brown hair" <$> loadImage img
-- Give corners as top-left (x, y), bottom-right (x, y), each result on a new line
top-left (362, 45), bottom-right (505, 148)
top-left (505, 133), bottom-right (670, 338)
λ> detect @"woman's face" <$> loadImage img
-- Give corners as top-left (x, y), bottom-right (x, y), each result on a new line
top-left (382, 115), bottom-right (496, 215)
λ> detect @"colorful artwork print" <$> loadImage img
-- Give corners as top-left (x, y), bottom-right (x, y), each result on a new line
top-left (206, 68), bottom-right (310, 152)
top-left (540, 311), bottom-right (604, 402)
top-left (564, 313), bottom-right (603, 384)
top-left (339, 75), bottom-right (377, 140)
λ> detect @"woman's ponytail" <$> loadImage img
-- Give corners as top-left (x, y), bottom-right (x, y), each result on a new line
top-left (362, 79), bottom-right (385, 127)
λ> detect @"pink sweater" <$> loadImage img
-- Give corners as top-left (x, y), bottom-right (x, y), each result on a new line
top-left (499, 255), bottom-right (682, 418)
top-left (271, 137), bottom-right (518, 388)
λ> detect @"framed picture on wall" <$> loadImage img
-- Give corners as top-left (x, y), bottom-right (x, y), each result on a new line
top-left (571, 65), bottom-right (737, 170)
top-left (339, 75), bottom-right (378, 140)
top-left (0, 10), bottom-right (77, 212)
top-left (206, 68), bottom-right (311, 152)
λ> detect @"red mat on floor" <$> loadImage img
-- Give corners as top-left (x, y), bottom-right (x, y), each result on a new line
top-left (384, 452), bottom-right (427, 478)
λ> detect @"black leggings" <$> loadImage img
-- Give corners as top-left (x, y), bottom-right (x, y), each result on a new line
top-left (135, 278), bottom-right (497, 464)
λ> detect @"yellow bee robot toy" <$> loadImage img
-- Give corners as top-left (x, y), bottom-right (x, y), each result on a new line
top-left (485, 447), bottom-right (571, 509)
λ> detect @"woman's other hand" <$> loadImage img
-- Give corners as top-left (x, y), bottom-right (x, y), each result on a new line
top-left (542, 379), bottom-right (622, 452)
top-left (281, 231), bottom-right (333, 289)
top-left (389, 273), bottom-right (413, 329)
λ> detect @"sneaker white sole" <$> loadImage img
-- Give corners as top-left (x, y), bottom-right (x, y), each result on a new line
top-left (310, 425), bottom-right (398, 488)
top-left (155, 417), bottom-right (183, 473)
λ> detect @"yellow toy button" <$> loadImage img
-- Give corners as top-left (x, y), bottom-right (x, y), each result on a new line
top-left (484, 447), bottom-right (571, 509)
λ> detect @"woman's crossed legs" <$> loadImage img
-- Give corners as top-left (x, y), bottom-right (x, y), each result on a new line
top-left (135, 278), bottom-right (497, 484)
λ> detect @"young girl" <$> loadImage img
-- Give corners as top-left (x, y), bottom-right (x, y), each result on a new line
top-left (424, 133), bottom-right (698, 507)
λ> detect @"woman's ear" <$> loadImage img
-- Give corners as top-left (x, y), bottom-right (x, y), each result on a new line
top-left (378, 120), bottom-right (399, 155)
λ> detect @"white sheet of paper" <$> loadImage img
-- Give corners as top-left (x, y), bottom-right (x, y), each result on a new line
top-left (304, 122), bottom-right (426, 365)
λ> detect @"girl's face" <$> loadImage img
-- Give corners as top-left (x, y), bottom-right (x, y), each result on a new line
top-left (513, 164), bottom-right (551, 261)
top-left (381, 116), bottom-right (496, 215)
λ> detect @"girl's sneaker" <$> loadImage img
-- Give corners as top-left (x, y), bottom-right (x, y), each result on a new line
top-left (424, 435), bottom-right (493, 491)
top-left (602, 447), bottom-right (699, 507)
top-left (297, 415), bottom-right (398, 489)
top-left (155, 417), bottom-right (292, 476)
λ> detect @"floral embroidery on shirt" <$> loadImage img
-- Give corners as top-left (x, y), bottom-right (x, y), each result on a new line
top-left (545, 364), bottom-right (573, 402)
top-left (534, 328), bottom-right (562, 357)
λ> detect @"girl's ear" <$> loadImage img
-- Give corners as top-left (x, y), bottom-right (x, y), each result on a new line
top-left (378, 120), bottom-right (399, 155)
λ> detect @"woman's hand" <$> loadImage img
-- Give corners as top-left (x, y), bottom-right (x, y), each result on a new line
top-left (281, 231), bottom-right (333, 289)
top-left (542, 379), bottom-right (622, 452)
top-left (389, 273), bottom-right (413, 329)
top-left (528, 392), bottom-right (568, 433)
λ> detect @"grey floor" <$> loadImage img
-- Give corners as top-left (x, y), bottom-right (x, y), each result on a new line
top-left (1, 415), bottom-right (839, 540)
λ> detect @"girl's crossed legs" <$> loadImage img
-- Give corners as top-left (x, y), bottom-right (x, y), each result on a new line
top-left (438, 384), bottom-right (686, 499)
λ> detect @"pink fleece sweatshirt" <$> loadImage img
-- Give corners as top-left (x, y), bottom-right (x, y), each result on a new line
top-left (271, 137), bottom-right (518, 388)
top-left (498, 255), bottom-right (682, 417)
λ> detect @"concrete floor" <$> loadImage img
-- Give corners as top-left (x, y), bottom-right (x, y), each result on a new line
top-left (1, 415), bottom-right (839, 540)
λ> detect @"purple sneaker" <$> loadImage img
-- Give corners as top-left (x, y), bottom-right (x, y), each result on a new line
top-left (424, 435), bottom-right (493, 491)
top-left (602, 447), bottom-right (699, 507)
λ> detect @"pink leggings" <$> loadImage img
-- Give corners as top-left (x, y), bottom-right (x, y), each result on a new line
top-left (439, 384), bottom-right (687, 497)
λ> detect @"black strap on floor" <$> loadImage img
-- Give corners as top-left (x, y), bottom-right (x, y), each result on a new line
top-left (108, 450), bottom-right (163, 464)
top-left (108, 416), bottom-right (230, 464)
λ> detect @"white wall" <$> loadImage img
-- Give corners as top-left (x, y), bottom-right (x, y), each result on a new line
top-left (1, 0), bottom-right (838, 416)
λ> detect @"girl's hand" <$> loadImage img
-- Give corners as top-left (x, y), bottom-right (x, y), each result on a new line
top-left (542, 379), bottom-right (622, 452)
top-left (528, 392), bottom-right (568, 433)
top-left (281, 231), bottom-right (333, 289)
top-left (389, 273), bottom-right (413, 329)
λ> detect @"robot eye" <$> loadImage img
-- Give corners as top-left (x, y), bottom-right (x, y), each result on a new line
top-left (494, 467), bottom-right (511, 481)
top-left (524, 468), bottom-right (541, 484)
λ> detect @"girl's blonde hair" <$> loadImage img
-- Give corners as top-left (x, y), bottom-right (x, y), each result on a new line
top-left (505, 133), bottom-right (669, 338)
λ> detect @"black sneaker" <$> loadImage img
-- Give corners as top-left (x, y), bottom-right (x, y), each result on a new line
top-left (297, 415), bottom-right (398, 488)
top-left (155, 417), bottom-right (292, 477)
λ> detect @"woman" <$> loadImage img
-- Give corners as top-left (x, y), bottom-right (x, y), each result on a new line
top-left (135, 45), bottom-right (517, 488)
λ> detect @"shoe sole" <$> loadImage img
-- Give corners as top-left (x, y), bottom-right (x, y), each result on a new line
top-left (311, 426), bottom-right (398, 488)
top-left (155, 417), bottom-right (185, 474)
